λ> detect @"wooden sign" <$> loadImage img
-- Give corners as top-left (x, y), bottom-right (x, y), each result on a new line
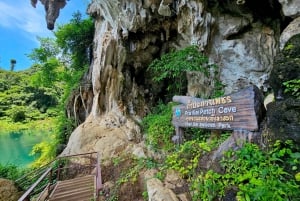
top-left (172, 86), bottom-right (265, 131)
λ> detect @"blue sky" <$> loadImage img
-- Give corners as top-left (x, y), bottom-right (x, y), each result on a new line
top-left (0, 0), bottom-right (90, 71)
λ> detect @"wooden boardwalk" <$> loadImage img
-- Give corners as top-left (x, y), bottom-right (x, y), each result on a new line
top-left (48, 175), bottom-right (96, 201)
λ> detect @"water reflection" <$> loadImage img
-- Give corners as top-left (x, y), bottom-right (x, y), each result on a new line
top-left (0, 130), bottom-right (49, 167)
top-left (9, 131), bottom-right (22, 139)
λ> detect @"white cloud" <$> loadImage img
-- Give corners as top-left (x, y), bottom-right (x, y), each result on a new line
top-left (0, 1), bottom-right (52, 38)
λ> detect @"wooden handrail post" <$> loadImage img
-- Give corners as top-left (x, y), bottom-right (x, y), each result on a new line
top-left (89, 153), bottom-right (93, 174)
top-left (96, 152), bottom-right (102, 197)
top-left (57, 162), bottom-right (63, 181)
top-left (48, 168), bottom-right (52, 195)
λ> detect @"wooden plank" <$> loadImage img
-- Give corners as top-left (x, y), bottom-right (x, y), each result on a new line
top-left (172, 86), bottom-right (265, 131)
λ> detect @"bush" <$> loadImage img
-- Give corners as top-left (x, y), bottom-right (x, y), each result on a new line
top-left (283, 79), bottom-right (300, 99)
top-left (142, 102), bottom-right (175, 151)
top-left (166, 140), bottom-right (212, 178)
top-left (30, 141), bottom-right (56, 168)
top-left (0, 163), bottom-right (25, 180)
top-left (148, 45), bottom-right (215, 101)
top-left (6, 106), bottom-right (26, 122)
top-left (190, 141), bottom-right (300, 201)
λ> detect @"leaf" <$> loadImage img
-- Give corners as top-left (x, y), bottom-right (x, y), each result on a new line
top-left (245, 193), bottom-right (251, 201)
top-left (295, 172), bottom-right (300, 181)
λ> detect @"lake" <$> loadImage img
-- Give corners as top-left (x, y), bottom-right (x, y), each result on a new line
top-left (0, 130), bottom-right (49, 167)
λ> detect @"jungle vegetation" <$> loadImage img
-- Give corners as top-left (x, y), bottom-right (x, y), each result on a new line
top-left (0, 12), bottom-right (94, 168)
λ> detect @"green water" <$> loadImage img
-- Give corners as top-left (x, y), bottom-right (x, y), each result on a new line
top-left (0, 130), bottom-right (48, 167)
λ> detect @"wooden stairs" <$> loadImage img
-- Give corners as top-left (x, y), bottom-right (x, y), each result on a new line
top-left (48, 175), bottom-right (96, 201)
top-left (17, 152), bottom-right (102, 201)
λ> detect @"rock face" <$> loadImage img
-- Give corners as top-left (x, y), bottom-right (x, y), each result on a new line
top-left (84, 0), bottom-right (284, 123)
top-left (267, 99), bottom-right (300, 143)
top-left (33, 0), bottom-right (297, 120)
top-left (144, 169), bottom-right (190, 201)
top-left (270, 34), bottom-right (300, 100)
top-left (267, 32), bottom-right (300, 144)
top-left (58, 0), bottom-right (299, 157)
top-left (61, 113), bottom-right (143, 159)
top-left (279, 0), bottom-right (300, 18)
top-left (209, 18), bottom-right (278, 93)
top-left (280, 17), bottom-right (300, 50)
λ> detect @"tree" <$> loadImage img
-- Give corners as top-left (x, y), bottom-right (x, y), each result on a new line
top-left (10, 59), bottom-right (16, 71)
top-left (27, 37), bottom-right (61, 64)
top-left (28, 37), bottom-right (63, 90)
top-left (55, 11), bottom-right (94, 70)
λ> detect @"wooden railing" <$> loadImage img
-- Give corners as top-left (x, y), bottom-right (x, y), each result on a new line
top-left (16, 152), bottom-right (102, 201)
top-left (96, 152), bottom-right (103, 197)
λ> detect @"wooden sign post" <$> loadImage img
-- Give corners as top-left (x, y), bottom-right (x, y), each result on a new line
top-left (172, 86), bottom-right (265, 143)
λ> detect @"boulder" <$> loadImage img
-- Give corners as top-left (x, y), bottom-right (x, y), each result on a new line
top-left (278, 0), bottom-right (300, 18)
top-left (267, 99), bottom-right (300, 143)
top-left (270, 34), bottom-right (300, 100)
top-left (280, 17), bottom-right (300, 50)
top-left (0, 178), bottom-right (22, 201)
top-left (268, 31), bottom-right (300, 144)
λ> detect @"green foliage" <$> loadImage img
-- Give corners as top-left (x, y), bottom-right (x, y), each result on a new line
top-left (190, 141), bottom-right (300, 201)
top-left (184, 127), bottom-right (211, 141)
top-left (108, 156), bottom-right (152, 201)
top-left (148, 45), bottom-right (219, 99)
top-left (27, 37), bottom-right (60, 63)
top-left (142, 191), bottom-right (149, 200)
top-left (190, 170), bottom-right (224, 201)
top-left (283, 79), bottom-right (300, 99)
top-left (32, 59), bottom-right (61, 88)
top-left (61, 67), bottom-right (87, 105)
top-left (55, 12), bottom-right (94, 70)
top-left (30, 140), bottom-right (56, 167)
top-left (27, 37), bottom-right (65, 102)
top-left (166, 140), bottom-right (212, 178)
top-left (55, 114), bottom-right (77, 144)
top-left (154, 171), bottom-right (165, 181)
top-left (211, 79), bottom-right (225, 98)
top-left (6, 106), bottom-right (26, 122)
top-left (0, 163), bottom-right (25, 180)
top-left (0, 11), bottom-right (93, 168)
top-left (284, 44), bottom-right (294, 51)
top-left (0, 69), bottom-right (60, 123)
top-left (142, 102), bottom-right (175, 151)
top-left (0, 119), bottom-right (56, 134)
top-left (24, 12), bottom-right (94, 146)
top-left (296, 172), bottom-right (300, 181)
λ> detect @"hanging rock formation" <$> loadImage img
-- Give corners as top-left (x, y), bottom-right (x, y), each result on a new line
top-left (31, 0), bottom-right (66, 30)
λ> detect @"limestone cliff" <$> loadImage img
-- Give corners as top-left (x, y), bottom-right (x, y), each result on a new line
top-left (30, 0), bottom-right (300, 200)
top-left (29, 0), bottom-right (296, 154)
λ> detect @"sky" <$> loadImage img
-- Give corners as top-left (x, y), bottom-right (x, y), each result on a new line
top-left (0, 0), bottom-right (90, 71)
